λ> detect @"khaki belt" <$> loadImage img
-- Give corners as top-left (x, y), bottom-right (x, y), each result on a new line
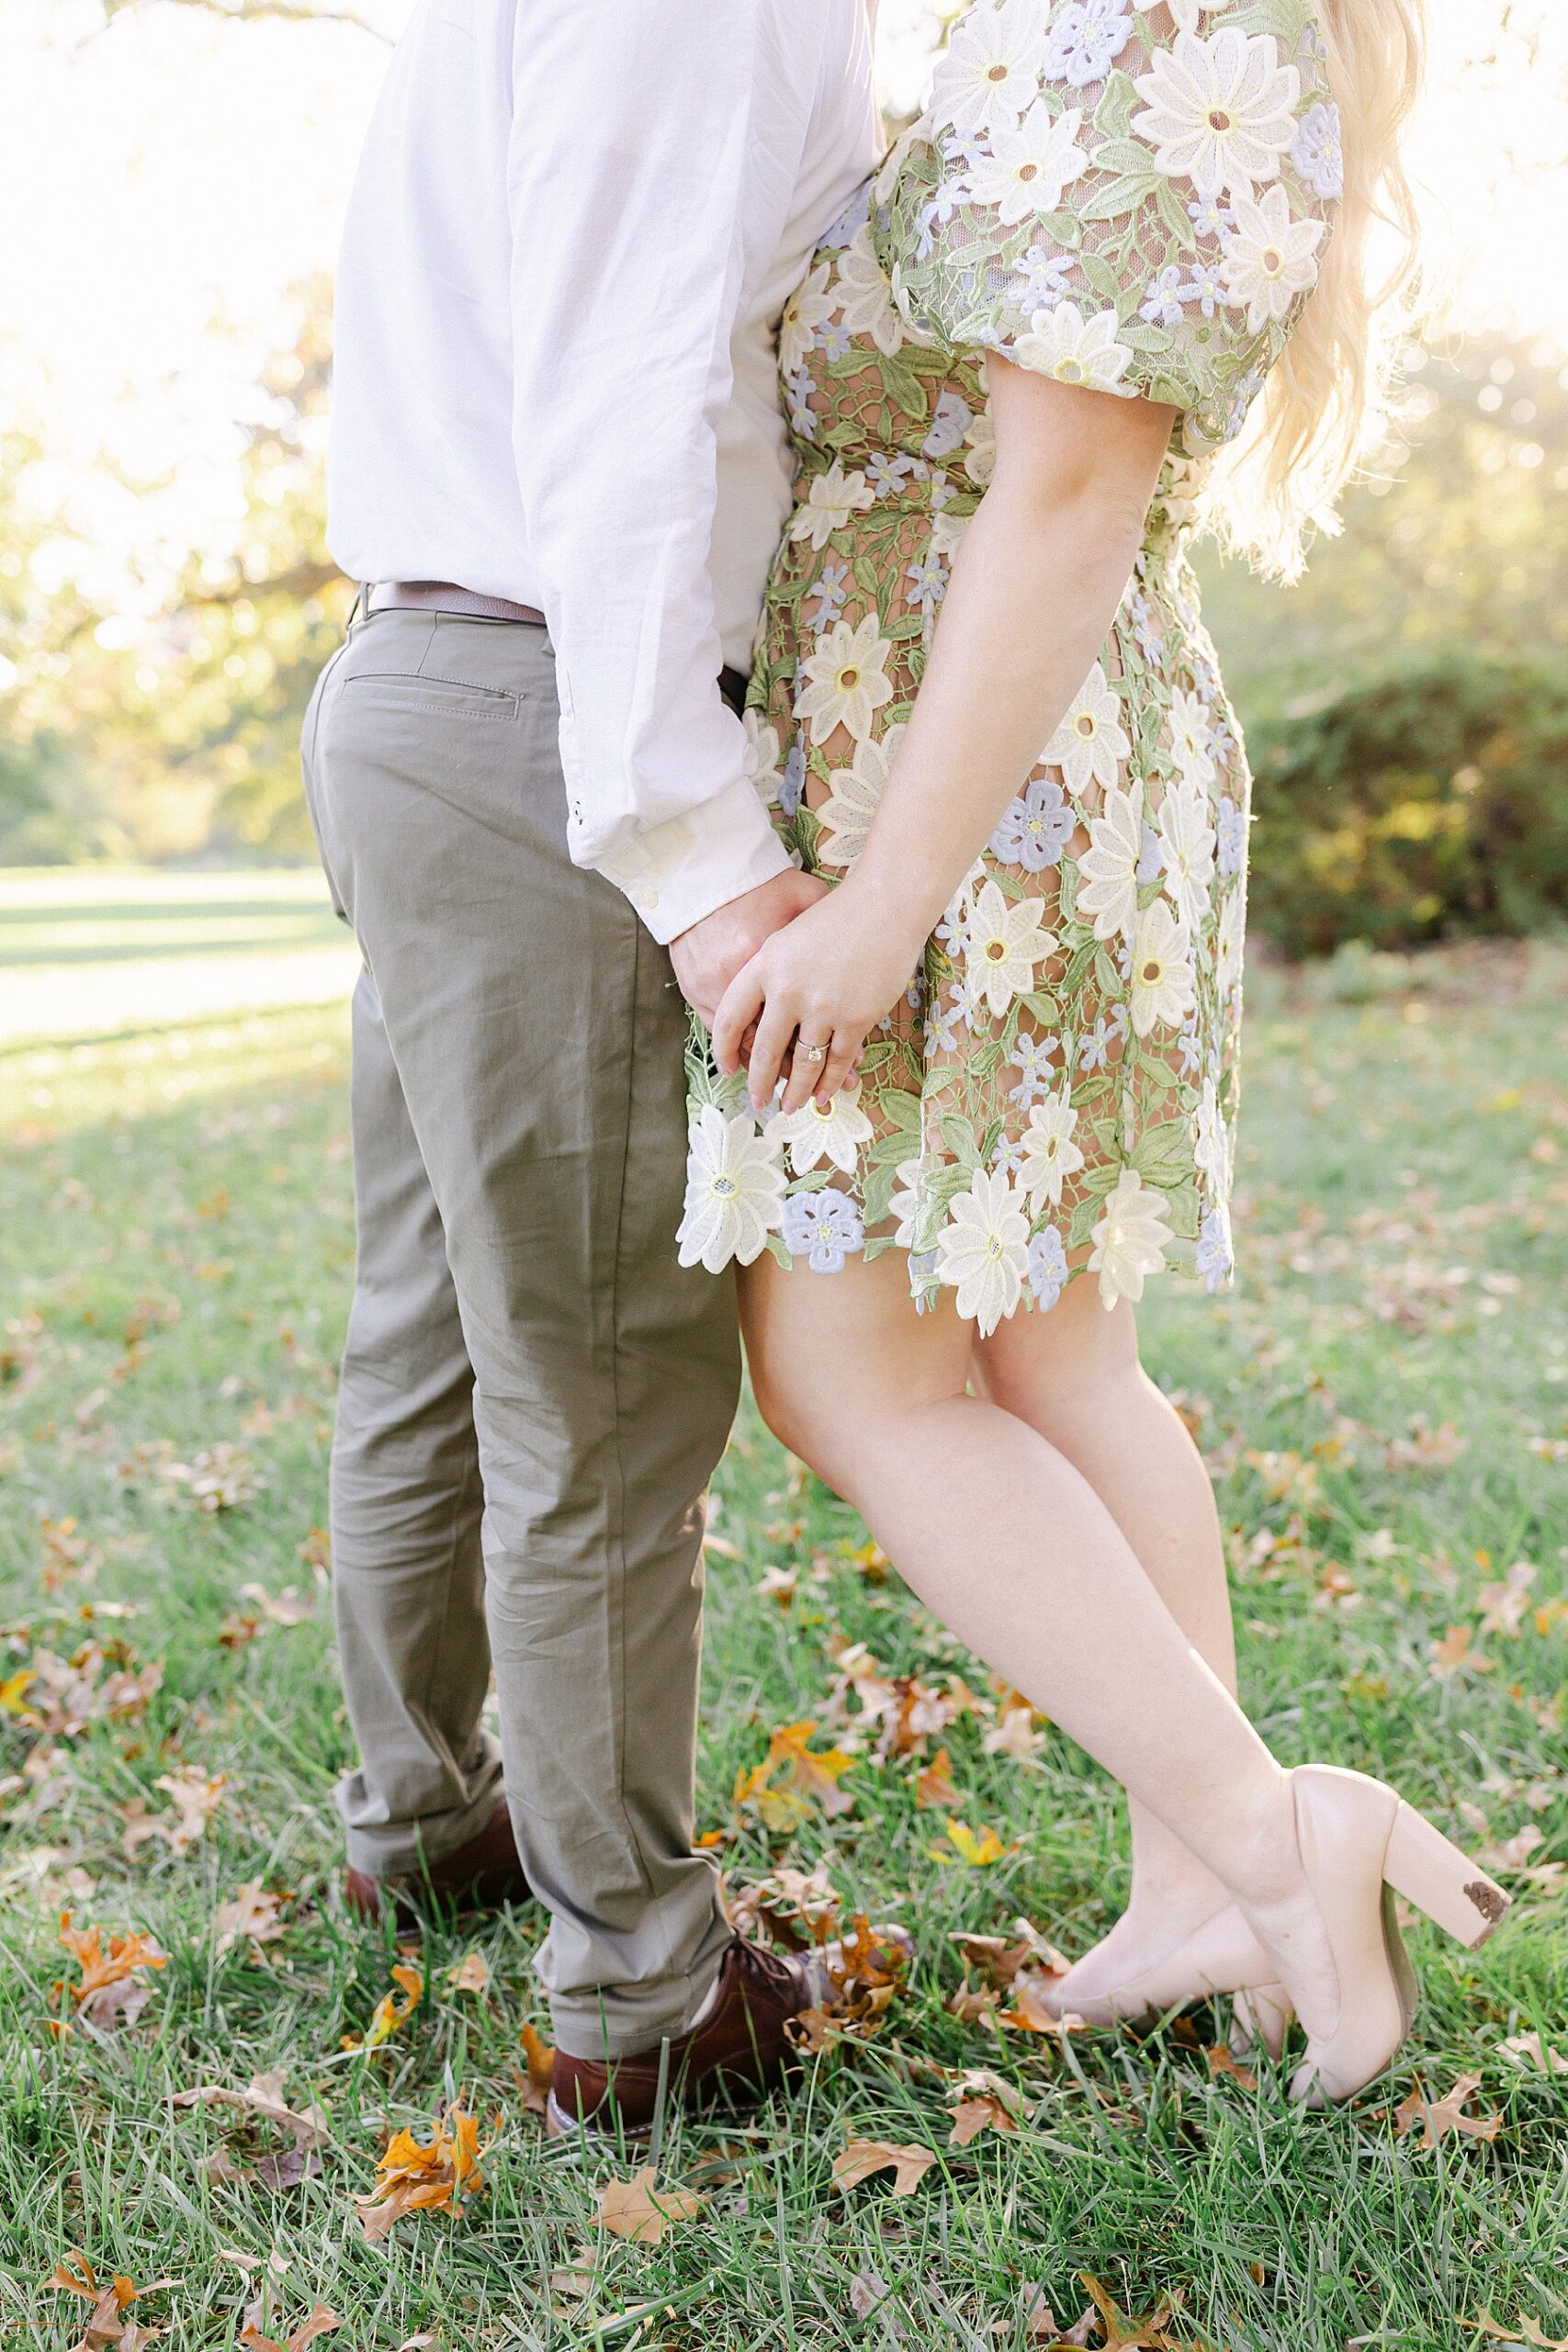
top-left (369, 580), bottom-right (547, 625)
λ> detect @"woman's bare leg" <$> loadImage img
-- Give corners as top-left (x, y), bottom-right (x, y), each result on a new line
top-left (738, 1250), bottom-right (1338, 2035)
top-left (973, 1280), bottom-right (1244, 1996)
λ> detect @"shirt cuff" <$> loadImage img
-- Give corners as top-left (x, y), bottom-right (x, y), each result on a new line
top-left (589, 776), bottom-right (795, 945)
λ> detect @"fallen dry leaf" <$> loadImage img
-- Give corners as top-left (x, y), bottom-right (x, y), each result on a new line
top-left (55, 1917), bottom-right (167, 2031)
top-left (832, 2137), bottom-right (936, 2198)
top-left (49, 2256), bottom-right (175, 2352)
top-left (947, 2068), bottom-right (1027, 2146)
top-left (1478, 1563), bottom-right (1538, 1637)
top-left (1385, 1417), bottom-right (1466, 1472)
top-left (173, 2068), bottom-right (329, 2188)
top-left (791, 1912), bottom-right (911, 2046)
top-left (355, 2103), bottom-right (489, 2242)
top-left (547, 2248), bottom-right (598, 2303)
top-left (1465, 2312), bottom-right (1568, 2349)
top-left (444, 1950), bottom-right (489, 1996)
top-left (160, 1443), bottom-right (259, 1511)
top-left (930, 1816), bottom-right (1014, 1868)
top-left (215, 1883), bottom-right (290, 1957)
top-left (515, 2020), bottom-right (555, 2118)
top-left (239, 2304), bottom-right (341, 2352)
top-left (849, 2268), bottom-right (888, 2318)
top-left (1018, 2286), bottom-right (1059, 2342)
top-left (1393, 2073), bottom-right (1503, 2151)
top-left (1004, 1967), bottom-right (1086, 2040)
top-left (1481, 1825), bottom-right (1548, 1873)
top-left (1071, 2274), bottom-right (1188, 2351)
top-left (914, 1747), bottom-right (960, 1809)
top-left (343, 1962), bottom-right (423, 2052)
top-left (732, 1719), bottom-right (854, 1832)
top-left (951, 1924), bottom-right (1070, 1989)
top-left (947, 1978), bottom-right (1004, 2033)
top-left (1204, 2044), bottom-right (1258, 2090)
top-left (1429, 1625), bottom-right (1492, 1679)
top-left (727, 1859), bottom-right (842, 1949)
top-left (984, 1705), bottom-right (1047, 1760)
top-left (155, 1769), bottom-right (230, 1854)
top-left (239, 1581), bottom-right (315, 1627)
top-left (9, 1643), bottom-right (163, 1740)
top-left (1499, 2031), bottom-right (1568, 2077)
top-left (595, 2166), bottom-right (703, 2245)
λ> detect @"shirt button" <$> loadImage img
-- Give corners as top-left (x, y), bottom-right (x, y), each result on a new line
top-left (639, 888), bottom-right (660, 910)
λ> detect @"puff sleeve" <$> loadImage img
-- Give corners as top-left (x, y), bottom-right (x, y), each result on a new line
top-left (884, 0), bottom-right (1342, 450)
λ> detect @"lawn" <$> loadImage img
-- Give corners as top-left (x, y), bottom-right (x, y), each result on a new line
top-left (0, 868), bottom-right (355, 1049)
top-left (1, 914), bottom-right (1565, 2351)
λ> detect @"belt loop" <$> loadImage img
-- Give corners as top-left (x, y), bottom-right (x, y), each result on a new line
top-left (345, 582), bottom-right (370, 634)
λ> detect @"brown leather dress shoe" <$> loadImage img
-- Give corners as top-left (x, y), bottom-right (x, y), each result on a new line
top-left (344, 1796), bottom-right (531, 1927)
top-left (550, 1936), bottom-right (812, 2136)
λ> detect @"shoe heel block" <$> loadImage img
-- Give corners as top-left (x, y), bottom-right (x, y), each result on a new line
top-left (1384, 1802), bottom-right (1510, 1951)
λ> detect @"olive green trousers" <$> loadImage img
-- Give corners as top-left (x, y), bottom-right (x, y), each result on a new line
top-left (301, 608), bottom-right (738, 2057)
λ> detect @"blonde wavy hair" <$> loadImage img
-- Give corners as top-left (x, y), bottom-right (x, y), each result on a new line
top-left (1208, 0), bottom-right (1430, 581)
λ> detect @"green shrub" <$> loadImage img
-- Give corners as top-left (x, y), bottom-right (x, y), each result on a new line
top-left (1243, 653), bottom-right (1568, 957)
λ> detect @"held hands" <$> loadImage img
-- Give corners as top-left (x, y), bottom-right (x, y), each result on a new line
top-left (668, 867), bottom-right (830, 1030)
top-left (711, 876), bottom-right (927, 1115)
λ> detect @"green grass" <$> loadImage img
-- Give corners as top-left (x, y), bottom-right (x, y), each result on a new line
top-left (1, 933), bottom-right (1565, 2350)
top-left (0, 868), bottom-right (355, 1048)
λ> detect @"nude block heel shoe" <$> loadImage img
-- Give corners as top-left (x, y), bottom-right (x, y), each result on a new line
top-left (1286, 1764), bottom-right (1510, 2106)
top-left (1382, 1800), bottom-right (1512, 1949)
top-left (1229, 1981), bottom-right (1293, 2064)
top-left (1042, 1904), bottom-right (1297, 2055)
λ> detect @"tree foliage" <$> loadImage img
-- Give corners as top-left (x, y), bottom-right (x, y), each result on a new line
top-left (0, 280), bottom-right (349, 865)
top-left (1246, 654), bottom-right (1568, 957)
top-left (1196, 335), bottom-right (1568, 719)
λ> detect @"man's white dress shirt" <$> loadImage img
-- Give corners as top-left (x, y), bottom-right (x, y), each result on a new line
top-left (327, 0), bottom-right (879, 943)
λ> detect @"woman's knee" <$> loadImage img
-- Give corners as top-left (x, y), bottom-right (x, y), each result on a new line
top-left (746, 1353), bottom-right (816, 1464)
top-left (976, 1275), bottom-right (1142, 1420)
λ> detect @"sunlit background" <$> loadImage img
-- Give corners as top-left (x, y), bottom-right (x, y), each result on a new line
top-left (2, 0), bottom-right (1566, 1038)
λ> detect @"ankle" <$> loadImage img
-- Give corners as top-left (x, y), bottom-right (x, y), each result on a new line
top-left (1216, 1777), bottom-right (1303, 1909)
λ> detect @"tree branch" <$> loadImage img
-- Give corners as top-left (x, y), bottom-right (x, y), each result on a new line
top-left (101, 0), bottom-right (392, 43)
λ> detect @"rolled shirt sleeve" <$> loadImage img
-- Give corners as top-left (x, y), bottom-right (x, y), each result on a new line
top-left (506, 0), bottom-right (794, 943)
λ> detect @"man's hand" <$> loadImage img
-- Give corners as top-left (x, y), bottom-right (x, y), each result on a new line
top-left (669, 868), bottom-right (830, 1029)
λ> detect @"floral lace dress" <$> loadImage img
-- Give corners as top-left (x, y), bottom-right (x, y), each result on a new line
top-left (681, 0), bottom-right (1341, 1332)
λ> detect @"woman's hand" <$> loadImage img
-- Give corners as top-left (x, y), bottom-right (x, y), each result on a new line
top-left (711, 876), bottom-right (926, 1114)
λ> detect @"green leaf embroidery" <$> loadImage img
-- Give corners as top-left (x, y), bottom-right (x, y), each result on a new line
top-left (1092, 68), bottom-right (1141, 143)
top-left (1093, 945), bottom-right (1124, 999)
top-left (940, 1114), bottom-right (984, 1172)
top-left (1132, 1117), bottom-right (1195, 1183)
top-left (1079, 170), bottom-right (1163, 224)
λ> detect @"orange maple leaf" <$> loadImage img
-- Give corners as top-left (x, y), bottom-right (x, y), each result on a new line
top-left (55, 1917), bottom-right (167, 2031)
top-left (355, 2102), bottom-right (489, 2242)
top-left (341, 1962), bottom-right (423, 2052)
top-left (733, 1719), bottom-right (854, 1829)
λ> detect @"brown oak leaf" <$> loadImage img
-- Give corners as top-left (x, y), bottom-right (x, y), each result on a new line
top-left (948, 2069), bottom-right (1027, 2146)
top-left (1204, 2044), bottom-right (1258, 2090)
top-left (239, 2304), bottom-right (342, 2352)
top-left (1392, 2073), bottom-right (1503, 2150)
top-left (594, 2165), bottom-right (702, 2245)
top-left (831, 2137), bottom-right (936, 2197)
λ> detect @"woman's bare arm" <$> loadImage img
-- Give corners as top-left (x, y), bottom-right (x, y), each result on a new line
top-left (713, 361), bottom-right (1177, 1111)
